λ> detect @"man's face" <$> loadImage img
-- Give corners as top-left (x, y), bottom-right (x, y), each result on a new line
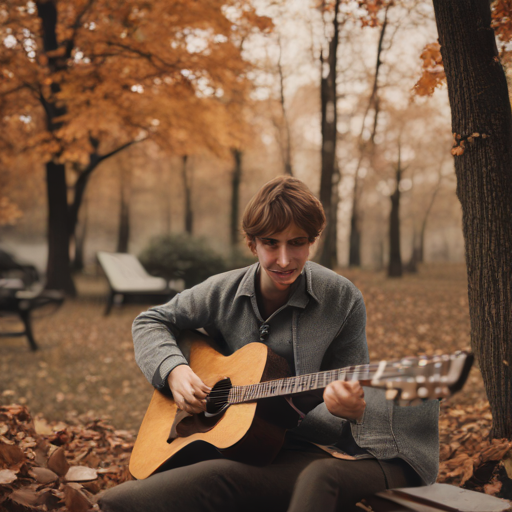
top-left (251, 223), bottom-right (312, 293)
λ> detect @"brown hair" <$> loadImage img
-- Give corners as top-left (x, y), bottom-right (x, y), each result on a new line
top-left (242, 176), bottom-right (326, 244)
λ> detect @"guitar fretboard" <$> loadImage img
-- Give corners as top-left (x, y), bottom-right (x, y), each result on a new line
top-left (228, 365), bottom-right (375, 404)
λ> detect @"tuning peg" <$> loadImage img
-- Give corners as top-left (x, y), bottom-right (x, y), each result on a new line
top-left (417, 387), bottom-right (429, 398)
top-left (386, 389), bottom-right (399, 400)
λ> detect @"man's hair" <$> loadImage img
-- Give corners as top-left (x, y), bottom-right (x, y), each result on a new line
top-left (242, 176), bottom-right (326, 243)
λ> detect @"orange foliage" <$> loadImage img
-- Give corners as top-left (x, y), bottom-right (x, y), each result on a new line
top-left (414, 2), bottom-right (512, 97)
top-left (355, 0), bottom-right (392, 28)
top-left (413, 42), bottom-right (446, 97)
top-left (0, 0), bottom-right (272, 167)
top-left (492, 0), bottom-right (512, 43)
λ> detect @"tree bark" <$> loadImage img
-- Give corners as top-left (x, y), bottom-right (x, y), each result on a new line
top-left (388, 147), bottom-right (402, 278)
top-left (45, 162), bottom-right (76, 294)
top-left (182, 155), bottom-right (193, 235)
top-left (71, 195), bottom-right (88, 272)
top-left (117, 166), bottom-right (131, 253)
top-left (433, 0), bottom-right (512, 438)
top-left (230, 149), bottom-right (243, 247)
top-left (349, 194), bottom-right (361, 267)
top-left (37, 1), bottom-right (76, 295)
top-left (318, 0), bottom-right (340, 269)
top-left (276, 37), bottom-right (293, 176)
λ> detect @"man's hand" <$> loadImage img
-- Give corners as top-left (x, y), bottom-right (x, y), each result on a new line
top-left (323, 380), bottom-right (366, 423)
top-left (167, 365), bottom-right (211, 414)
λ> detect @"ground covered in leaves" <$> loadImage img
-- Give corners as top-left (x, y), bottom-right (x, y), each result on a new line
top-left (1, 264), bottom-right (511, 509)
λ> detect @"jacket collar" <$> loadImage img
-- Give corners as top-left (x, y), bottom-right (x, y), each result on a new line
top-left (234, 261), bottom-right (319, 308)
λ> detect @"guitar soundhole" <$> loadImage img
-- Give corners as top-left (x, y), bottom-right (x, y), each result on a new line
top-left (174, 378), bottom-right (232, 438)
top-left (206, 377), bottom-right (232, 416)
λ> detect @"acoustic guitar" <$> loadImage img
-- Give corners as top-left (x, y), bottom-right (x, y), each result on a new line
top-left (129, 330), bottom-right (473, 480)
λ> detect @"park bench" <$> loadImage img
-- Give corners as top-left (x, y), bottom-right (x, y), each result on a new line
top-left (362, 483), bottom-right (511, 512)
top-left (97, 251), bottom-right (179, 315)
top-left (0, 248), bottom-right (64, 351)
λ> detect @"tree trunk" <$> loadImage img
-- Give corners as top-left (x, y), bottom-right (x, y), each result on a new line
top-left (117, 166), bottom-right (131, 253)
top-left (418, 173), bottom-right (443, 264)
top-left (405, 230), bottom-right (419, 273)
top-left (165, 164), bottom-right (172, 236)
top-left (318, 0), bottom-right (340, 269)
top-left (348, 7), bottom-right (388, 267)
top-left (37, 2), bottom-right (75, 295)
top-left (433, 0), bottom-right (512, 438)
top-left (45, 162), bottom-right (76, 294)
top-left (71, 195), bottom-right (88, 272)
top-left (277, 37), bottom-right (293, 176)
top-left (182, 155), bottom-right (193, 235)
top-left (388, 154), bottom-right (402, 278)
top-left (349, 195), bottom-right (361, 267)
top-left (230, 149), bottom-right (243, 247)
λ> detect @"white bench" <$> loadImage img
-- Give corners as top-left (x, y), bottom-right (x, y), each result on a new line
top-left (97, 252), bottom-right (182, 315)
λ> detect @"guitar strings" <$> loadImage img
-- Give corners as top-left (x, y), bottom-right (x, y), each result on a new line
top-left (206, 355), bottom-right (453, 397)
top-left (205, 368), bottom-right (429, 399)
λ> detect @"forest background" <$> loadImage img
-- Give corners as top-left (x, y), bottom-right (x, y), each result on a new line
top-left (1, 0), bottom-right (512, 509)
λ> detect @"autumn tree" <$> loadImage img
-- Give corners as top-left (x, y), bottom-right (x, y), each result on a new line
top-left (432, 0), bottom-right (512, 438)
top-left (0, 0), bottom-right (270, 294)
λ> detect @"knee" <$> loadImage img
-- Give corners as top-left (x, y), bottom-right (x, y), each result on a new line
top-left (97, 481), bottom-right (140, 512)
top-left (296, 459), bottom-right (341, 490)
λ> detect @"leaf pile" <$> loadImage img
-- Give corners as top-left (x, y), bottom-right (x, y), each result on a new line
top-left (438, 399), bottom-right (512, 500)
top-left (0, 404), bottom-right (134, 511)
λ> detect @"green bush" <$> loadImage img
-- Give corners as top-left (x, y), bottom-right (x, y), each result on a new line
top-left (139, 234), bottom-right (255, 288)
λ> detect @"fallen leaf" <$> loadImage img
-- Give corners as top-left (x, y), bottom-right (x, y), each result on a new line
top-left (0, 443), bottom-right (25, 467)
top-left (29, 466), bottom-right (59, 484)
top-left (47, 447), bottom-right (70, 477)
top-left (34, 418), bottom-right (54, 436)
top-left (64, 483), bottom-right (93, 512)
top-left (65, 466), bottom-right (98, 482)
top-left (0, 468), bottom-right (17, 484)
top-left (484, 479), bottom-right (502, 496)
top-left (6, 488), bottom-right (40, 509)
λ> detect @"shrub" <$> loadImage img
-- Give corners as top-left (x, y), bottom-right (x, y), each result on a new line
top-left (139, 234), bottom-right (255, 288)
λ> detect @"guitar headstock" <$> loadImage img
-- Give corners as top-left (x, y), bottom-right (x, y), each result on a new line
top-left (370, 351), bottom-right (474, 405)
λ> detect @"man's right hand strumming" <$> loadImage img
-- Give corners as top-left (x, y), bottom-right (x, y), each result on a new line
top-left (167, 365), bottom-right (211, 414)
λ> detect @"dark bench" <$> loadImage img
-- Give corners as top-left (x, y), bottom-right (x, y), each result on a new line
top-left (361, 483), bottom-right (511, 512)
top-left (0, 249), bottom-right (64, 351)
top-left (0, 281), bottom-right (64, 351)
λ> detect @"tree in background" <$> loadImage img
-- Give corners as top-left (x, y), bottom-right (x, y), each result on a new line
top-left (317, 0), bottom-right (341, 269)
top-left (432, 0), bottom-right (512, 438)
top-left (387, 140), bottom-right (405, 277)
top-left (230, 148), bottom-right (243, 247)
top-left (0, 0), bottom-right (270, 294)
top-left (348, 3), bottom-right (390, 267)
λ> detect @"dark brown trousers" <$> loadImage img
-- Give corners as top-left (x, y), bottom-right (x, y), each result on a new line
top-left (99, 446), bottom-right (421, 512)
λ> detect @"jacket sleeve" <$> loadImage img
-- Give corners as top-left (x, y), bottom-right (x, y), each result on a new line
top-left (291, 292), bottom-right (368, 444)
top-left (132, 277), bottom-right (218, 390)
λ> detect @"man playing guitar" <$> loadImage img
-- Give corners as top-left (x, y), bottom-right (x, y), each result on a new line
top-left (100, 176), bottom-right (438, 512)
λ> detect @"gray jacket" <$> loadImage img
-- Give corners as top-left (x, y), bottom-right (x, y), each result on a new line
top-left (132, 261), bottom-right (439, 485)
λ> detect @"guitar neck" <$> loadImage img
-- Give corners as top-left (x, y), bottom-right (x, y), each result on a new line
top-left (219, 350), bottom-right (472, 407)
top-left (229, 364), bottom-right (378, 404)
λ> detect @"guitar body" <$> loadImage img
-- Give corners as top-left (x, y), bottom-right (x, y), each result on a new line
top-left (129, 332), bottom-right (301, 480)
